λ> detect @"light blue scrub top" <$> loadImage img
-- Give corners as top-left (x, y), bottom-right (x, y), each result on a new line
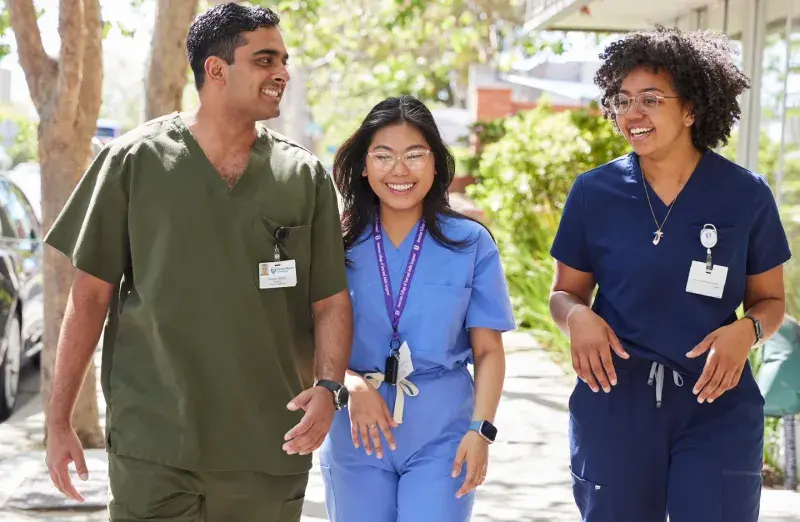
top-left (346, 214), bottom-right (517, 374)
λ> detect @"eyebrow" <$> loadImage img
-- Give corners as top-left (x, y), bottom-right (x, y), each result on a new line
top-left (371, 144), bottom-right (429, 152)
top-left (619, 87), bottom-right (665, 95)
top-left (252, 48), bottom-right (289, 64)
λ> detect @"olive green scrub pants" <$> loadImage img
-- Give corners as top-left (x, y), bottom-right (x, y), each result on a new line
top-left (107, 454), bottom-right (309, 522)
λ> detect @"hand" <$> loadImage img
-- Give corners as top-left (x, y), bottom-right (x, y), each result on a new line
top-left (283, 386), bottom-right (335, 455)
top-left (452, 431), bottom-right (489, 499)
top-left (45, 424), bottom-right (88, 502)
top-left (346, 373), bottom-right (397, 459)
top-left (566, 305), bottom-right (629, 393)
top-left (686, 319), bottom-right (755, 403)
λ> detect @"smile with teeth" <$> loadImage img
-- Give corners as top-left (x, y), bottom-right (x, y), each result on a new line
top-left (387, 182), bottom-right (415, 193)
top-left (261, 88), bottom-right (281, 98)
top-left (630, 127), bottom-right (654, 137)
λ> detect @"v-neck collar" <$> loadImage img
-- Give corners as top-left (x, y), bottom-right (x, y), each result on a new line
top-left (173, 114), bottom-right (270, 198)
top-left (631, 150), bottom-right (708, 211)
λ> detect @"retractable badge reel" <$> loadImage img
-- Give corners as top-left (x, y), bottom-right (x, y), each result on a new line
top-left (700, 224), bottom-right (717, 273)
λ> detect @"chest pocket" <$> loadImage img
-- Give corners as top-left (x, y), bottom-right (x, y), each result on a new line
top-left (253, 214), bottom-right (312, 288)
top-left (681, 222), bottom-right (748, 302)
top-left (403, 284), bottom-right (472, 355)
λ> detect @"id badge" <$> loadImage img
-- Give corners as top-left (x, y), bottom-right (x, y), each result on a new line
top-left (686, 261), bottom-right (728, 299)
top-left (258, 260), bottom-right (297, 289)
top-left (397, 342), bottom-right (414, 382)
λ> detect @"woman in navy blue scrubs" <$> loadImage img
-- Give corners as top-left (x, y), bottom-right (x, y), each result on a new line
top-left (549, 27), bottom-right (792, 522)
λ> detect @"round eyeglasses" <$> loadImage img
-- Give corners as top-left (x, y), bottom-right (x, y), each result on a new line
top-left (609, 92), bottom-right (679, 116)
top-left (367, 150), bottom-right (432, 171)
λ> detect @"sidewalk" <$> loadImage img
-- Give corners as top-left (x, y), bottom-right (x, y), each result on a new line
top-left (1, 332), bottom-right (799, 521)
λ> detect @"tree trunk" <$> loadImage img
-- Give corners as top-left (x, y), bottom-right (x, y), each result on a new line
top-left (145, 0), bottom-right (199, 120)
top-left (9, 0), bottom-right (105, 448)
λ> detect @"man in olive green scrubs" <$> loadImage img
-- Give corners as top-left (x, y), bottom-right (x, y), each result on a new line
top-left (42, 4), bottom-right (353, 521)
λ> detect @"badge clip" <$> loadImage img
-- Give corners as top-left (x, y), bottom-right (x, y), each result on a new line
top-left (700, 224), bottom-right (717, 273)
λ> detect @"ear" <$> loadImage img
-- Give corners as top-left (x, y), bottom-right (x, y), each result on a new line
top-left (204, 56), bottom-right (227, 87)
top-left (683, 102), bottom-right (695, 127)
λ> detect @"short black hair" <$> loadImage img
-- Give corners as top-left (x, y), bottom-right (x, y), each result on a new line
top-left (594, 25), bottom-right (750, 150)
top-left (186, 3), bottom-right (280, 91)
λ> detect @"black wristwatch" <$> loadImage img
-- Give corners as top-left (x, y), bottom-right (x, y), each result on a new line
top-left (743, 314), bottom-right (764, 347)
top-left (315, 380), bottom-right (349, 410)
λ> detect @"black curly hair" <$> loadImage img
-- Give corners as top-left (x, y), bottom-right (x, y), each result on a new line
top-left (187, 3), bottom-right (280, 91)
top-left (594, 25), bottom-right (750, 150)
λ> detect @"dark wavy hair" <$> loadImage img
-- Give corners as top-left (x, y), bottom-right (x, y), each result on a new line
top-left (334, 95), bottom-right (483, 260)
top-left (594, 25), bottom-right (750, 150)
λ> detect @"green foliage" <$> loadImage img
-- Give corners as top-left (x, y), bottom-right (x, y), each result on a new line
top-left (467, 104), bottom-right (629, 354)
top-left (0, 109), bottom-right (37, 166)
top-left (261, 0), bottom-right (546, 154)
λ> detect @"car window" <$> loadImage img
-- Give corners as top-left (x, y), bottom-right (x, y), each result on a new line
top-left (0, 180), bottom-right (35, 239)
top-left (8, 182), bottom-right (40, 239)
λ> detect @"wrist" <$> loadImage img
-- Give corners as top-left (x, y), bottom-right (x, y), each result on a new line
top-left (566, 304), bottom-right (590, 328)
top-left (740, 315), bottom-right (762, 346)
top-left (344, 372), bottom-right (369, 392)
top-left (47, 418), bottom-right (72, 433)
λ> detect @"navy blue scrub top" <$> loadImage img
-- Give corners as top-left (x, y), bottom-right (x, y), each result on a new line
top-left (551, 150), bottom-right (792, 378)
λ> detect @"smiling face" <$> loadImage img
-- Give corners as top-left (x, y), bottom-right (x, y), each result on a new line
top-left (613, 66), bottom-right (695, 160)
top-left (363, 123), bottom-right (435, 216)
top-left (207, 26), bottom-right (290, 121)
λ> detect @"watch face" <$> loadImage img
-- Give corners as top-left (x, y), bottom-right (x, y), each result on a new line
top-left (480, 421), bottom-right (497, 441)
top-left (336, 386), bottom-right (349, 408)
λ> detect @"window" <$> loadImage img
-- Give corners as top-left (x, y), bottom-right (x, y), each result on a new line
top-left (0, 180), bottom-right (34, 239)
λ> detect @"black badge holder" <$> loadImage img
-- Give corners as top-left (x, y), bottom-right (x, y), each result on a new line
top-left (384, 336), bottom-right (400, 385)
top-left (273, 226), bottom-right (288, 261)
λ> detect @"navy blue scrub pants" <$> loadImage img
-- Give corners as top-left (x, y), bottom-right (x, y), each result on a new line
top-left (569, 353), bottom-right (764, 522)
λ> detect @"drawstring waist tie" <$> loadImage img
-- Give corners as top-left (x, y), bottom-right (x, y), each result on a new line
top-left (647, 362), bottom-right (684, 408)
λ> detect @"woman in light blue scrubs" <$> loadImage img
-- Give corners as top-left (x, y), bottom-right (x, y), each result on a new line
top-left (319, 95), bottom-right (516, 522)
top-left (549, 27), bottom-right (791, 522)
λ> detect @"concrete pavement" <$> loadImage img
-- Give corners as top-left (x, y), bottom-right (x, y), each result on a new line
top-left (1, 332), bottom-right (799, 521)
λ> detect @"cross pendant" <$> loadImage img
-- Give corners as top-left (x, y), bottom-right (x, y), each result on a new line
top-left (653, 230), bottom-right (664, 245)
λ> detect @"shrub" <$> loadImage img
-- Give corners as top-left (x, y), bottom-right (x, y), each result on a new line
top-left (468, 103), bottom-right (629, 357)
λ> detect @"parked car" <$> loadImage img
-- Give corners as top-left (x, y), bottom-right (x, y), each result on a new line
top-left (0, 174), bottom-right (43, 421)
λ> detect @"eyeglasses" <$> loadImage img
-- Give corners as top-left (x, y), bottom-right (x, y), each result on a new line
top-left (367, 150), bottom-right (432, 171)
top-left (609, 92), bottom-right (680, 116)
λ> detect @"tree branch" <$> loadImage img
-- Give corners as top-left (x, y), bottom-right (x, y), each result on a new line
top-left (74, 0), bottom-right (103, 148)
top-left (54, 0), bottom-right (86, 130)
top-left (8, 0), bottom-right (58, 111)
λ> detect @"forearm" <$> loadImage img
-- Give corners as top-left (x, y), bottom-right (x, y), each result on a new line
top-left (549, 290), bottom-right (590, 335)
top-left (313, 292), bottom-right (353, 383)
top-left (471, 350), bottom-right (505, 424)
top-left (744, 297), bottom-right (785, 342)
top-left (49, 286), bottom-right (110, 430)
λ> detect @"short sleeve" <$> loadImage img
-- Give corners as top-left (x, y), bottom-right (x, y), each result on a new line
top-left (44, 146), bottom-right (129, 284)
top-left (550, 175), bottom-right (592, 272)
top-left (465, 227), bottom-right (516, 332)
top-left (746, 176), bottom-right (792, 275)
top-left (309, 165), bottom-right (347, 302)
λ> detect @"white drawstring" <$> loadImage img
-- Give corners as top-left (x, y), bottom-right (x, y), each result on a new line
top-left (363, 372), bottom-right (419, 424)
top-left (647, 362), bottom-right (684, 408)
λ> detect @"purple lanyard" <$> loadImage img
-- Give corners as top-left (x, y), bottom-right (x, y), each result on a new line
top-left (373, 213), bottom-right (427, 354)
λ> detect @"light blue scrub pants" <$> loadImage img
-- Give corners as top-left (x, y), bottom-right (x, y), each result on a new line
top-left (320, 365), bottom-right (476, 522)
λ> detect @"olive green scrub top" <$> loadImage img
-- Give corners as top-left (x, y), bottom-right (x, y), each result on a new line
top-left (44, 112), bottom-right (347, 475)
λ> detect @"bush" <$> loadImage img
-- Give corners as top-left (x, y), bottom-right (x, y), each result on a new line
top-left (467, 103), bottom-right (629, 357)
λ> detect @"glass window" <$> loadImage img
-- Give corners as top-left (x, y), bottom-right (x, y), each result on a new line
top-left (0, 180), bottom-right (34, 239)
